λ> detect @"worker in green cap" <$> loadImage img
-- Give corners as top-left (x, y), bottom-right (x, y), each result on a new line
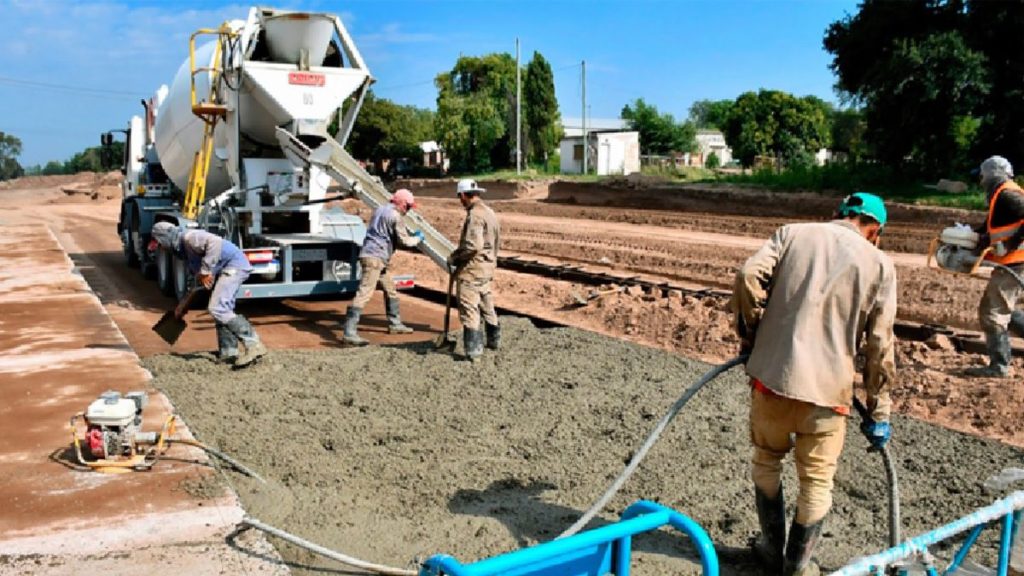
top-left (731, 192), bottom-right (897, 576)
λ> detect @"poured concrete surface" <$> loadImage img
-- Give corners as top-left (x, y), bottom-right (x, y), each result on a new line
top-left (147, 317), bottom-right (1024, 575)
top-left (0, 224), bottom-right (288, 575)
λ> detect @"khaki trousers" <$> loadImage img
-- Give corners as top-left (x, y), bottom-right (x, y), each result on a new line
top-left (352, 257), bottom-right (398, 309)
top-left (979, 267), bottom-right (1024, 333)
top-left (457, 277), bottom-right (497, 330)
top-left (749, 387), bottom-right (846, 525)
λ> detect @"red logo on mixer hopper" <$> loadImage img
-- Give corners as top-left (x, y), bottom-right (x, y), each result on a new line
top-left (288, 72), bottom-right (325, 86)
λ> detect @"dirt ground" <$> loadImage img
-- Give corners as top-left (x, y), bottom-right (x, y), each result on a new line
top-left (145, 318), bottom-right (1024, 575)
top-left (5, 172), bottom-right (1024, 573)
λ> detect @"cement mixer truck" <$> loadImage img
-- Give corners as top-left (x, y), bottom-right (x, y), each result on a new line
top-left (106, 6), bottom-right (452, 301)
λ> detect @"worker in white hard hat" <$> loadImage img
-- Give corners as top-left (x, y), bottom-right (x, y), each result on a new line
top-left (447, 179), bottom-right (501, 361)
top-left (149, 221), bottom-right (267, 368)
top-left (966, 155), bottom-right (1024, 378)
top-left (343, 188), bottom-right (424, 346)
top-left (732, 192), bottom-right (897, 576)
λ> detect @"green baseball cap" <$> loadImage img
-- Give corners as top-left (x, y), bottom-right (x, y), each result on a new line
top-left (838, 192), bottom-right (887, 227)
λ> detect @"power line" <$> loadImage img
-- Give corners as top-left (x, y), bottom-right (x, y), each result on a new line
top-left (0, 75), bottom-right (142, 100)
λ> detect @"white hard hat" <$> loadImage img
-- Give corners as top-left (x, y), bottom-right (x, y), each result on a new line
top-left (456, 179), bottom-right (485, 195)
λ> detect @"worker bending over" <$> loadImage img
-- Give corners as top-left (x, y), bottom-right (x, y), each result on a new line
top-left (966, 155), bottom-right (1024, 378)
top-left (447, 179), bottom-right (501, 362)
top-left (343, 189), bottom-right (424, 346)
top-left (150, 222), bottom-right (267, 368)
top-left (732, 192), bottom-right (897, 576)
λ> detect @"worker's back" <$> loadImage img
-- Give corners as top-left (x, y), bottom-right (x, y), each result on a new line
top-left (744, 219), bottom-right (896, 409)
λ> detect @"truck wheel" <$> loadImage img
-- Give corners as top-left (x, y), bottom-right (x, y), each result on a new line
top-left (122, 214), bottom-right (139, 268)
top-left (133, 208), bottom-right (156, 280)
top-left (172, 255), bottom-right (191, 301)
top-left (156, 247), bottom-right (175, 296)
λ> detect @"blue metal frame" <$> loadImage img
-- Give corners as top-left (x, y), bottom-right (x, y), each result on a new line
top-left (832, 491), bottom-right (1024, 576)
top-left (418, 500), bottom-right (718, 576)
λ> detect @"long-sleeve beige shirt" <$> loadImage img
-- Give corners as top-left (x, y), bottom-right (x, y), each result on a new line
top-left (456, 201), bottom-right (500, 281)
top-left (732, 220), bottom-right (897, 421)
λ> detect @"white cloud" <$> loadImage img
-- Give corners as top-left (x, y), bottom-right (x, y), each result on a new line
top-left (359, 23), bottom-right (439, 47)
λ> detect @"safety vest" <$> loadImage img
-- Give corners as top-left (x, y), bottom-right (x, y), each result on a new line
top-left (986, 180), bottom-right (1024, 265)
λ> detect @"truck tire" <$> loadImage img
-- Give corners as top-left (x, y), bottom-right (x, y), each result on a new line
top-left (133, 206), bottom-right (157, 280)
top-left (121, 211), bottom-right (139, 268)
top-left (172, 254), bottom-right (191, 301)
top-left (156, 247), bottom-right (175, 296)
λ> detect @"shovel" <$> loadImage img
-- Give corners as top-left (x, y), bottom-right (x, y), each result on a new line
top-left (152, 287), bottom-right (203, 345)
top-left (434, 267), bottom-right (459, 350)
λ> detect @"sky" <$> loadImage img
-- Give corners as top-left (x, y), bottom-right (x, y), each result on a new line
top-left (0, 0), bottom-right (860, 168)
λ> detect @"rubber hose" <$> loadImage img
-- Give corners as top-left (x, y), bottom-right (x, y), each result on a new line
top-left (988, 261), bottom-right (1024, 291)
top-left (242, 517), bottom-right (417, 576)
top-left (881, 446), bottom-right (901, 547)
top-left (557, 354), bottom-right (748, 539)
top-left (167, 438), bottom-right (266, 483)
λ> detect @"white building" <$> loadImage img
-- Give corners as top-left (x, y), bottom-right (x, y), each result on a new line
top-left (694, 129), bottom-right (732, 167)
top-left (559, 117), bottom-right (640, 176)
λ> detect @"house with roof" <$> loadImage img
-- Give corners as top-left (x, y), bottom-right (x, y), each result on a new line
top-left (559, 117), bottom-right (640, 176)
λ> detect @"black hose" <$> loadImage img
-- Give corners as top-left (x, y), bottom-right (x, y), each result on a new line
top-left (852, 397), bottom-right (901, 547)
top-left (558, 355), bottom-right (748, 539)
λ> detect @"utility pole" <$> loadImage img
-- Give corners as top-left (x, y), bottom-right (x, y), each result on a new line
top-left (581, 60), bottom-right (587, 175)
top-left (516, 37), bottom-right (521, 175)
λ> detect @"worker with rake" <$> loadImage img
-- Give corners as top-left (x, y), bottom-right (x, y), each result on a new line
top-left (965, 155), bottom-right (1024, 378)
top-left (448, 179), bottom-right (501, 362)
top-left (732, 192), bottom-right (897, 575)
top-left (150, 221), bottom-right (267, 368)
top-left (343, 188), bottom-right (424, 346)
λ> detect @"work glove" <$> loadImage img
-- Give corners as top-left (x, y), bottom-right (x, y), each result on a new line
top-left (993, 241), bottom-right (1008, 258)
top-left (859, 419), bottom-right (891, 451)
top-left (412, 230), bottom-right (425, 243)
top-left (447, 248), bottom-right (471, 267)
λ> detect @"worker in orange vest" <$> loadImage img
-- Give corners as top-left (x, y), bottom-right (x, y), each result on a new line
top-left (967, 155), bottom-right (1024, 378)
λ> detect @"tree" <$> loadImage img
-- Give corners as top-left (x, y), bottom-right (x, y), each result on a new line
top-left (723, 90), bottom-right (832, 168)
top-left (523, 52), bottom-right (562, 165)
top-left (824, 0), bottom-right (997, 173)
top-left (705, 151), bottom-right (720, 170)
top-left (829, 108), bottom-right (869, 163)
top-left (620, 98), bottom-right (696, 156)
top-left (688, 99), bottom-right (734, 130)
top-left (0, 132), bottom-right (24, 181)
top-left (346, 92), bottom-right (434, 168)
top-left (435, 53), bottom-right (517, 172)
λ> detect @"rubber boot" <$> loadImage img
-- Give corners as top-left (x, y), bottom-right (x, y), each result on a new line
top-left (343, 306), bottom-right (369, 346)
top-left (965, 328), bottom-right (1012, 378)
top-left (783, 516), bottom-right (825, 576)
top-left (226, 315), bottom-right (267, 368)
top-left (484, 321), bottom-right (501, 350)
top-left (215, 322), bottom-right (239, 364)
top-left (751, 487), bottom-right (786, 573)
top-left (463, 327), bottom-right (483, 362)
top-left (385, 297), bottom-right (413, 334)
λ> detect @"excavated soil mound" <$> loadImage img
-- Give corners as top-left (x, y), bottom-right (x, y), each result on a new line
top-left (402, 178), bottom-right (554, 200)
top-left (146, 318), bottom-right (1023, 575)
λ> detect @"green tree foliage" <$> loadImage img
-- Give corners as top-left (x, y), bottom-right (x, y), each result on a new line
top-left (723, 90), bottom-right (832, 167)
top-left (620, 98), bottom-right (696, 156)
top-left (824, 0), bottom-right (1011, 174)
top-left (523, 51), bottom-right (562, 164)
top-left (0, 132), bottom-right (24, 181)
top-left (346, 92), bottom-right (435, 167)
top-left (688, 99), bottom-right (734, 129)
top-left (435, 53), bottom-right (517, 172)
top-left (829, 108), bottom-right (869, 162)
top-left (705, 151), bottom-right (720, 170)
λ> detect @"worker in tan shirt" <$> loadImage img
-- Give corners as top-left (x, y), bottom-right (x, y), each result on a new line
top-left (732, 192), bottom-right (897, 576)
top-left (447, 179), bottom-right (501, 362)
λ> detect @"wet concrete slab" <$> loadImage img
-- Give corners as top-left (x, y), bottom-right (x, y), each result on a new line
top-left (0, 224), bottom-right (288, 575)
